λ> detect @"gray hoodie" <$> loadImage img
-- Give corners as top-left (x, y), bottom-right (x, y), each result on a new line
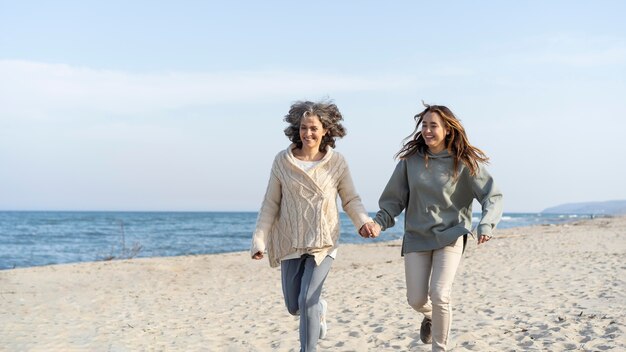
top-left (374, 149), bottom-right (503, 254)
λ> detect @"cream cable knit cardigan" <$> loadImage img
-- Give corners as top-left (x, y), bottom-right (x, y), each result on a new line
top-left (251, 145), bottom-right (372, 268)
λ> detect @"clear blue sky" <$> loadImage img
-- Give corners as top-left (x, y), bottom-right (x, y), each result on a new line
top-left (1, 1), bottom-right (625, 212)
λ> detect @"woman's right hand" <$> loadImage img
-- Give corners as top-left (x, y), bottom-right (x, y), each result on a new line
top-left (252, 251), bottom-right (264, 260)
top-left (359, 222), bottom-right (381, 238)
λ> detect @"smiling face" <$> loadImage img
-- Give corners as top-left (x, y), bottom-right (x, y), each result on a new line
top-left (421, 111), bottom-right (449, 153)
top-left (299, 113), bottom-right (327, 151)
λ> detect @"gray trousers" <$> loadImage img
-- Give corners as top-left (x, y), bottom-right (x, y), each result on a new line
top-left (281, 255), bottom-right (333, 352)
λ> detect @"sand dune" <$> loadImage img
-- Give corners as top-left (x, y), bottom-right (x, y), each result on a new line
top-left (1, 216), bottom-right (625, 351)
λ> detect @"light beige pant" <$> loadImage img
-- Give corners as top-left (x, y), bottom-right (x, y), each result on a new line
top-left (404, 236), bottom-right (464, 352)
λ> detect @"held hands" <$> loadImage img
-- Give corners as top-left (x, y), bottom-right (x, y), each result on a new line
top-left (477, 234), bottom-right (492, 245)
top-left (252, 251), bottom-right (264, 260)
top-left (359, 222), bottom-right (381, 239)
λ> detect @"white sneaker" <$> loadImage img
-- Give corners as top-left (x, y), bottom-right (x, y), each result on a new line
top-left (319, 299), bottom-right (328, 339)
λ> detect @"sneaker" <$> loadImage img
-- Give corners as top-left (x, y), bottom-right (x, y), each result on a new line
top-left (319, 299), bottom-right (328, 339)
top-left (420, 317), bottom-right (432, 344)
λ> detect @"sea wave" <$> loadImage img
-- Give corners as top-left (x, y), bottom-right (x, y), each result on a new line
top-left (0, 211), bottom-right (592, 270)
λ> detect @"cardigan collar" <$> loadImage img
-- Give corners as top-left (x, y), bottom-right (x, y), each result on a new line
top-left (286, 144), bottom-right (334, 168)
top-left (284, 144), bottom-right (335, 193)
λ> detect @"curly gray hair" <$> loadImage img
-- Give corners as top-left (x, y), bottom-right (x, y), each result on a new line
top-left (283, 100), bottom-right (347, 151)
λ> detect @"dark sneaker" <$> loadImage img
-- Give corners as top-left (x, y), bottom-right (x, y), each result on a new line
top-left (420, 317), bottom-right (432, 344)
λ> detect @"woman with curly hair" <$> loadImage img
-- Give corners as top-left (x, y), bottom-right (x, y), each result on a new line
top-left (362, 103), bottom-right (503, 351)
top-left (251, 99), bottom-right (375, 351)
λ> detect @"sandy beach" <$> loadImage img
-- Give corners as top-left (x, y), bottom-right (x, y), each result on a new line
top-left (1, 216), bottom-right (625, 351)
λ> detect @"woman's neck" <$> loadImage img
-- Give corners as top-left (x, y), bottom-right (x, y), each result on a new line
top-left (428, 144), bottom-right (446, 154)
top-left (293, 146), bottom-right (325, 161)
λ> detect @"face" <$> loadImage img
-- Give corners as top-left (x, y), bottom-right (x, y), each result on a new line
top-left (421, 111), bottom-right (449, 153)
top-left (299, 114), bottom-right (327, 151)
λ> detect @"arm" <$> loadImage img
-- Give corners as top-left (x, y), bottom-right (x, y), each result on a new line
top-left (471, 165), bottom-right (503, 239)
top-left (250, 164), bottom-right (282, 259)
top-left (374, 160), bottom-right (409, 231)
top-left (337, 162), bottom-right (372, 231)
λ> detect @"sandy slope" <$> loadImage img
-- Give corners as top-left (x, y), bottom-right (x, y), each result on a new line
top-left (1, 216), bottom-right (624, 351)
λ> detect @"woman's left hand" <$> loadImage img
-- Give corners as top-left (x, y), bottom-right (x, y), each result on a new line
top-left (477, 235), bottom-right (492, 245)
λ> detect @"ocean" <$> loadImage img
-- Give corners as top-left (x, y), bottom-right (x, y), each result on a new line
top-left (0, 211), bottom-right (591, 270)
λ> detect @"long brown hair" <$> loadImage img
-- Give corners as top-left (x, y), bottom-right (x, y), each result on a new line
top-left (395, 102), bottom-right (489, 177)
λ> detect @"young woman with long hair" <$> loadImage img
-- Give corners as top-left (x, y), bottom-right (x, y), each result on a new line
top-left (362, 102), bottom-right (503, 351)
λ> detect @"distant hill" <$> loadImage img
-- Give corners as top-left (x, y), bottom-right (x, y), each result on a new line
top-left (542, 200), bottom-right (626, 215)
